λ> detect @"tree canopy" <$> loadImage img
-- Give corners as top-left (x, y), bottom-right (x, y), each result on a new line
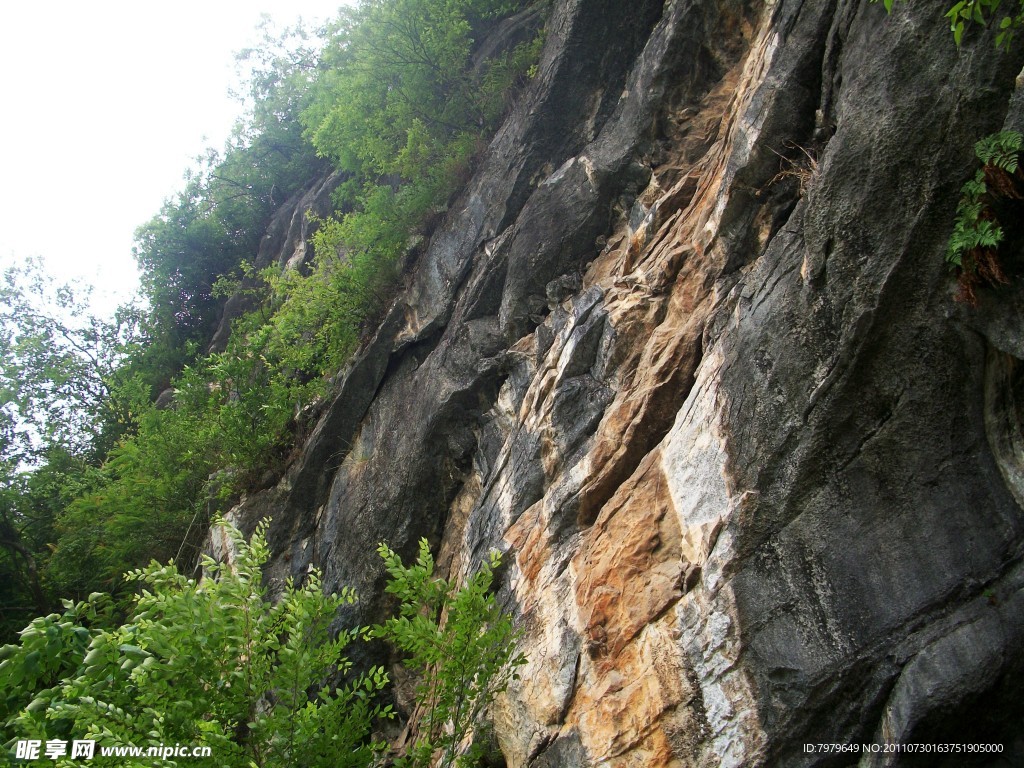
top-left (0, 0), bottom-right (540, 654)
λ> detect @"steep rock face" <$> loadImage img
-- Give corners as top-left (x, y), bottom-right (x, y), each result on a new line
top-left (219, 0), bottom-right (1024, 764)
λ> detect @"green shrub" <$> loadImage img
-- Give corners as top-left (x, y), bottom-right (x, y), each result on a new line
top-left (3, 520), bottom-right (390, 767)
top-left (2, 522), bottom-right (523, 768)
top-left (377, 540), bottom-right (526, 768)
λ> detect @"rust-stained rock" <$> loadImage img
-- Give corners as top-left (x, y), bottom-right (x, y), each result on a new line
top-left (574, 451), bottom-right (684, 663)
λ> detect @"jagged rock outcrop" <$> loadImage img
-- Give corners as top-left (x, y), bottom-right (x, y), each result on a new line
top-left (207, 171), bottom-right (343, 355)
top-left (216, 0), bottom-right (1024, 764)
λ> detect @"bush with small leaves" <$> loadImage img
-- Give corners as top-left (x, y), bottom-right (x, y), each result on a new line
top-left (2, 520), bottom-right (390, 767)
top-left (2, 523), bottom-right (525, 768)
top-left (377, 539), bottom-right (526, 768)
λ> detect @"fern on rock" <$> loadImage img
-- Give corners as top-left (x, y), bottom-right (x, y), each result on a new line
top-left (947, 131), bottom-right (1023, 304)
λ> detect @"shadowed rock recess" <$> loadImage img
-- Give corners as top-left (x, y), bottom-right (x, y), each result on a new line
top-left (214, 0), bottom-right (1024, 764)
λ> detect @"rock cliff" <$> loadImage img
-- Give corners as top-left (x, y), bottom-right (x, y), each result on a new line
top-left (214, 0), bottom-right (1024, 764)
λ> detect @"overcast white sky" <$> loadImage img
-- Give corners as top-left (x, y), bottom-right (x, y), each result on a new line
top-left (0, 2), bottom-right (347, 317)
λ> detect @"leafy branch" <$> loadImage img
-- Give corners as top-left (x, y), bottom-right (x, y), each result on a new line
top-left (376, 539), bottom-right (525, 768)
top-left (875, 0), bottom-right (1024, 48)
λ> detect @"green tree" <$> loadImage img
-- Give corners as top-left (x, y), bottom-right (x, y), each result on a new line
top-left (0, 261), bottom-right (144, 462)
top-left (0, 262), bottom-right (144, 637)
top-left (303, 0), bottom-right (524, 179)
top-left (0, 416), bottom-right (51, 628)
top-left (131, 20), bottom-right (330, 395)
top-left (231, 16), bottom-right (330, 199)
top-left (0, 445), bottom-right (95, 637)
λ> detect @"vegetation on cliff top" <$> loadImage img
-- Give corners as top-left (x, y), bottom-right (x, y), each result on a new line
top-left (0, 0), bottom-right (540, 632)
top-left (1, 1), bottom-right (538, 760)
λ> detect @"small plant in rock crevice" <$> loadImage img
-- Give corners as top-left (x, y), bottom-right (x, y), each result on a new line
top-left (768, 141), bottom-right (820, 196)
top-left (947, 130), bottom-right (1023, 304)
top-left (871, 0), bottom-right (1024, 304)
top-left (375, 539), bottom-right (526, 768)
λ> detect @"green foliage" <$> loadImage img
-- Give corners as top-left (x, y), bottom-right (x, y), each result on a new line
top-left (947, 173), bottom-right (1002, 268)
top-left (2, 523), bottom-right (524, 767)
top-left (294, 0), bottom-right (542, 358)
top-left (45, 400), bottom-right (218, 597)
top-left (0, 263), bottom-right (146, 638)
top-left (304, 0), bottom-right (524, 176)
top-left (377, 540), bottom-right (525, 768)
top-left (0, 592), bottom-right (114, 728)
top-left (0, 261), bottom-right (144, 462)
top-left (946, 131), bottom-right (1022, 302)
top-left (20, 22), bottom-right (332, 601)
top-left (943, 0), bottom-right (1024, 48)
top-left (974, 129), bottom-right (1023, 172)
top-left (0, 447), bottom-right (97, 640)
top-left (3, 0), bottom-right (542, 617)
top-left (231, 18), bottom-right (328, 198)
top-left (126, 0), bottom-right (540, 490)
top-left (42, 318), bottom-right (323, 598)
top-left (134, 0), bottom-right (547, 524)
top-left (2, 520), bottom-right (391, 767)
top-left (873, 0), bottom-right (1024, 48)
top-left (227, 0), bottom-right (546, 418)
top-left (132, 20), bottom-right (330, 395)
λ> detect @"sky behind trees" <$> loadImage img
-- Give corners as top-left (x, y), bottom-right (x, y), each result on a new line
top-left (0, 2), bottom-right (346, 317)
